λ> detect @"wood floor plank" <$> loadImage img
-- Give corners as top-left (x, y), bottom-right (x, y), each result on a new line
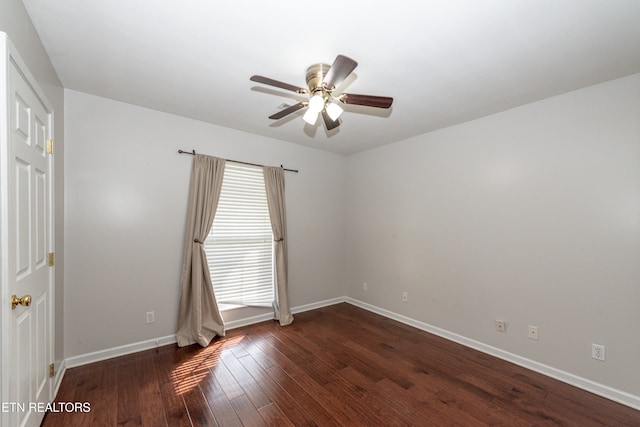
top-left (337, 366), bottom-right (463, 426)
top-left (199, 373), bottom-right (243, 427)
top-left (238, 353), bottom-right (325, 426)
top-left (182, 385), bottom-right (218, 427)
top-left (42, 303), bottom-right (640, 426)
top-left (153, 345), bottom-right (188, 385)
top-left (89, 385), bottom-right (119, 427)
top-left (257, 336), bottom-right (387, 426)
top-left (58, 364), bottom-right (107, 427)
top-left (297, 321), bottom-right (414, 390)
top-left (220, 350), bottom-right (272, 409)
top-left (229, 395), bottom-right (266, 427)
top-left (257, 402), bottom-right (296, 427)
top-left (135, 352), bottom-right (159, 385)
top-left (116, 359), bottom-right (143, 426)
top-left (265, 365), bottom-right (344, 426)
top-left (210, 356), bottom-right (245, 401)
top-left (240, 330), bottom-right (340, 425)
top-left (158, 380), bottom-right (192, 427)
top-left (138, 381), bottom-right (168, 427)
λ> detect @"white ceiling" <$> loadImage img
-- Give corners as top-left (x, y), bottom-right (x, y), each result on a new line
top-left (22, 0), bottom-right (640, 155)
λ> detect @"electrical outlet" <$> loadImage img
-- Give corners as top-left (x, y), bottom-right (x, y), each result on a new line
top-left (495, 320), bottom-right (506, 332)
top-left (146, 311), bottom-right (155, 324)
top-left (592, 343), bottom-right (606, 361)
top-left (402, 292), bottom-right (408, 302)
top-left (528, 325), bottom-right (539, 340)
top-left (362, 282), bottom-right (368, 291)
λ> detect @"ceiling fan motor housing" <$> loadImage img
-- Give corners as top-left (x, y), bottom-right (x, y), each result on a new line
top-left (306, 63), bottom-right (330, 97)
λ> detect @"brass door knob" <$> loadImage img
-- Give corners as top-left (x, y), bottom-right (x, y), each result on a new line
top-left (11, 294), bottom-right (31, 310)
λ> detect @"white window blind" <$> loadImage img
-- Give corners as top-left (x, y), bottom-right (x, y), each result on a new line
top-left (204, 162), bottom-right (274, 307)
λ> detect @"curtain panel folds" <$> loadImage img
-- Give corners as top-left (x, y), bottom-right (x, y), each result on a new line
top-left (263, 166), bottom-right (294, 326)
top-left (176, 154), bottom-right (226, 347)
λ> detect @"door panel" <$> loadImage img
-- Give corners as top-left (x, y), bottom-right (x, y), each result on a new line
top-left (15, 159), bottom-right (31, 279)
top-left (35, 295), bottom-right (47, 397)
top-left (34, 116), bottom-right (46, 154)
top-left (8, 58), bottom-right (52, 427)
top-left (35, 169), bottom-right (46, 267)
top-left (14, 94), bottom-right (29, 141)
top-left (15, 310), bottom-right (31, 427)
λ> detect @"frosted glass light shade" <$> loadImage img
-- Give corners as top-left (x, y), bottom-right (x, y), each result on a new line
top-left (303, 108), bottom-right (319, 125)
top-left (325, 102), bottom-right (343, 121)
top-left (308, 94), bottom-right (325, 112)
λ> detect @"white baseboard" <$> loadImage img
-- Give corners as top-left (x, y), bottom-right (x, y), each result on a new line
top-left (65, 334), bottom-right (178, 369)
top-left (290, 296), bottom-right (347, 314)
top-left (64, 297), bottom-right (347, 369)
top-left (216, 297), bottom-right (347, 330)
top-left (345, 297), bottom-right (640, 411)
top-left (60, 296), bottom-right (639, 411)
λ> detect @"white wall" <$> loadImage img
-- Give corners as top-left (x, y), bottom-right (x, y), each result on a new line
top-left (345, 73), bottom-right (640, 397)
top-left (64, 72), bottom-right (640, 404)
top-left (0, 0), bottom-right (65, 364)
top-left (64, 89), bottom-right (346, 358)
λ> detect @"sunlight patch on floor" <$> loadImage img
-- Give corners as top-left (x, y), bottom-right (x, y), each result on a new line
top-left (171, 335), bottom-right (245, 395)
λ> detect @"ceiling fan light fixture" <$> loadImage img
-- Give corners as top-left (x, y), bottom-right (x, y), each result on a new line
top-left (325, 102), bottom-right (343, 121)
top-left (303, 108), bottom-right (319, 125)
top-left (251, 54), bottom-right (393, 130)
top-left (308, 94), bottom-right (325, 112)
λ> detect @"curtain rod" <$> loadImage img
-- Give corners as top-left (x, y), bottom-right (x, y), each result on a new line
top-left (178, 149), bottom-right (299, 173)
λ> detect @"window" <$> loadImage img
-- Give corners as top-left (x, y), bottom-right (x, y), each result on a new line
top-left (204, 162), bottom-right (274, 308)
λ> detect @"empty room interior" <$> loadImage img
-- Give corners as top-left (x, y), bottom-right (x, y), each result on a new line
top-left (1, 0), bottom-right (640, 425)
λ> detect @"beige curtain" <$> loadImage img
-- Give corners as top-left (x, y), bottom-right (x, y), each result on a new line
top-left (263, 166), bottom-right (294, 326)
top-left (176, 154), bottom-right (226, 347)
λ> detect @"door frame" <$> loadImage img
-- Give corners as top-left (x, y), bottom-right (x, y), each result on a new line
top-left (0, 32), bottom-right (56, 426)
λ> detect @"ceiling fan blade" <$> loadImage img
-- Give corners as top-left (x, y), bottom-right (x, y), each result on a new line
top-left (250, 75), bottom-right (308, 94)
top-left (323, 55), bottom-right (358, 90)
top-left (321, 110), bottom-right (340, 130)
top-left (268, 102), bottom-right (307, 120)
top-left (340, 93), bottom-right (393, 109)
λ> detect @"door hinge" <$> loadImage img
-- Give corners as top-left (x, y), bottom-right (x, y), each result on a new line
top-left (47, 139), bottom-right (54, 154)
top-left (49, 363), bottom-right (55, 378)
top-left (48, 252), bottom-right (54, 267)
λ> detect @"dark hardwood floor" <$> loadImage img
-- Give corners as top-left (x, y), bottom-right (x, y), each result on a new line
top-left (42, 303), bottom-right (639, 426)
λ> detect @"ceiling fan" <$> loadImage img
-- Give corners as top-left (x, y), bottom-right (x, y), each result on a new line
top-left (250, 54), bottom-right (393, 130)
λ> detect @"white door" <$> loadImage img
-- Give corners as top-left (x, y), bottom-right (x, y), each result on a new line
top-left (6, 56), bottom-right (54, 427)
